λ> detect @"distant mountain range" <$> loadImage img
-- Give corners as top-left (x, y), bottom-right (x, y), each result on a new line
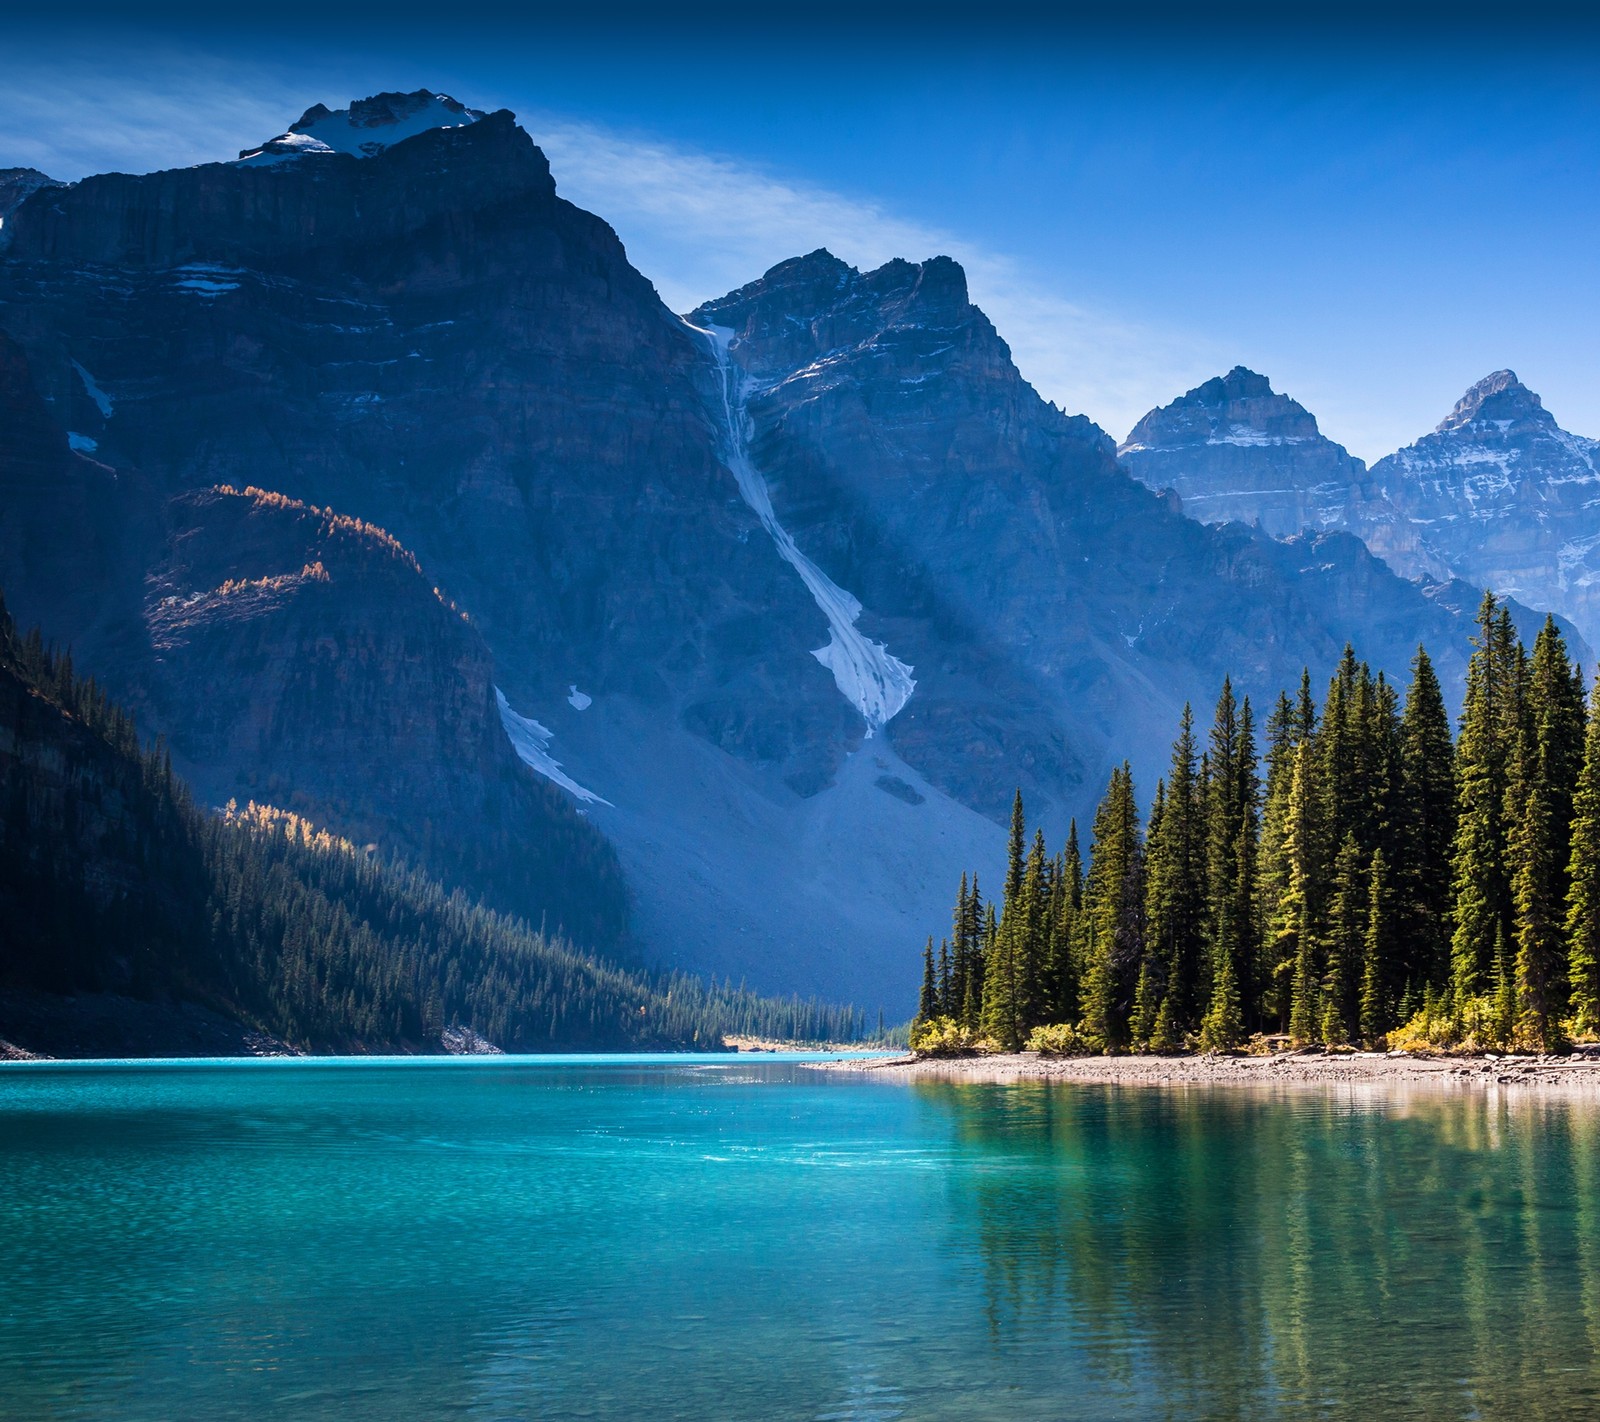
top-left (1121, 367), bottom-right (1600, 649)
top-left (0, 91), bottom-right (1588, 1013)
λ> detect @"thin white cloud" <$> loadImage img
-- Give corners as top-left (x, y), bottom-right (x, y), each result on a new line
top-left (529, 116), bottom-right (1225, 441)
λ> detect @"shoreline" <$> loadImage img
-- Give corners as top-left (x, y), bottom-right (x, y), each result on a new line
top-left (815, 1047), bottom-right (1600, 1092)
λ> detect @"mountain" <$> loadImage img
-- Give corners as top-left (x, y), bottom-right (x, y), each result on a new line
top-left (0, 588), bottom-right (871, 1057)
top-left (0, 328), bottom-right (628, 952)
top-left (1119, 366), bottom-right (1377, 537)
top-left (1122, 367), bottom-right (1600, 649)
top-left (0, 168), bottom-right (61, 226)
top-left (1360, 372), bottom-right (1600, 644)
top-left (689, 254), bottom-right (1571, 801)
top-left (0, 90), bottom-right (1560, 1012)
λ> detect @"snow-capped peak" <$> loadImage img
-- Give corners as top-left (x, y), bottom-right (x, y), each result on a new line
top-left (1435, 369), bottom-right (1549, 435)
top-left (237, 90), bottom-right (486, 164)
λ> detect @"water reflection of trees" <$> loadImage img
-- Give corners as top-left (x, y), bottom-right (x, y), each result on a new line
top-left (917, 1082), bottom-right (1600, 1421)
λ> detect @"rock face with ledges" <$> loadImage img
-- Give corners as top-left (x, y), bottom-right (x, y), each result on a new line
top-left (1122, 366), bottom-right (1600, 647)
top-left (1360, 372), bottom-right (1600, 643)
top-left (1119, 366), bottom-right (1379, 537)
top-left (692, 259), bottom-right (1524, 823)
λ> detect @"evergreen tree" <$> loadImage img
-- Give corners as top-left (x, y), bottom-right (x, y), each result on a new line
top-left (1198, 930), bottom-right (1246, 1051)
top-left (917, 937), bottom-right (938, 1026)
top-left (1144, 706), bottom-right (1208, 1038)
top-left (1019, 827), bottom-right (1050, 1031)
top-left (980, 900), bottom-right (1023, 1050)
top-left (1204, 682), bottom-right (1258, 1029)
top-left (1321, 833), bottom-right (1365, 1046)
top-left (1257, 685), bottom-right (1309, 1016)
top-left (1078, 764), bottom-right (1144, 1052)
top-left (1397, 646), bottom-right (1456, 996)
top-left (1275, 745), bottom-right (1323, 1044)
top-left (1510, 756), bottom-right (1564, 1051)
top-left (1361, 848), bottom-right (1391, 1045)
top-left (1450, 594), bottom-right (1521, 1004)
top-left (1567, 673), bottom-right (1600, 1041)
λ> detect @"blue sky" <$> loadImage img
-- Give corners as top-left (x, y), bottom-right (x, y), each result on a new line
top-left (3, 4), bottom-right (1598, 460)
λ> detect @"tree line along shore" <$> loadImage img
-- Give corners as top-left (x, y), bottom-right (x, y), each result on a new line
top-left (911, 593), bottom-right (1600, 1059)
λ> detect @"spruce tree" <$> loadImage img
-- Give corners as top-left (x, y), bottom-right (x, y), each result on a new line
top-left (1450, 593), bottom-right (1521, 1005)
top-left (1567, 673), bottom-right (1600, 1041)
top-left (1199, 930), bottom-right (1246, 1051)
top-left (1510, 756), bottom-right (1564, 1051)
top-left (1019, 827), bottom-right (1049, 1032)
top-left (1361, 848), bottom-right (1391, 1045)
top-left (1397, 646), bottom-right (1456, 996)
top-left (1321, 833), bottom-right (1365, 1046)
top-left (1257, 685), bottom-right (1308, 1013)
top-left (1275, 745), bottom-right (1323, 1044)
top-left (1144, 707), bottom-right (1207, 1038)
top-left (916, 936), bottom-right (938, 1027)
top-left (1078, 764), bottom-right (1144, 1052)
top-left (1205, 681), bottom-right (1254, 1027)
top-left (1528, 617), bottom-right (1585, 937)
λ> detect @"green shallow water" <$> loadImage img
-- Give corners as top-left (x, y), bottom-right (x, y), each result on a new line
top-left (3, 1057), bottom-right (1600, 1421)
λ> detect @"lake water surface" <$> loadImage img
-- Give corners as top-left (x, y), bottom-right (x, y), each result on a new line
top-left (3, 1055), bottom-right (1599, 1420)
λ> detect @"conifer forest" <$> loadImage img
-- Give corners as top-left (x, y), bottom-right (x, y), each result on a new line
top-left (913, 593), bottom-right (1600, 1056)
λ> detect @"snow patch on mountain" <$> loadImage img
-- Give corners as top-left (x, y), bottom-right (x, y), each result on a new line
top-left (567, 685), bottom-right (592, 710)
top-left (495, 688), bottom-right (609, 805)
top-left (690, 321), bottom-right (915, 735)
top-left (238, 91), bottom-right (485, 164)
top-left (70, 359), bottom-right (112, 417)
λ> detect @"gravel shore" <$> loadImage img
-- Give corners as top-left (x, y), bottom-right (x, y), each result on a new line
top-left (818, 1047), bottom-right (1600, 1092)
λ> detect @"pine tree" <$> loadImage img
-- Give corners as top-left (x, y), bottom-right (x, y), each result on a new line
top-left (1321, 834), bottom-right (1365, 1047)
top-left (1203, 683), bottom-right (1260, 1031)
top-left (1198, 931), bottom-right (1246, 1051)
top-left (1078, 764), bottom-right (1144, 1052)
top-left (1450, 594), bottom-right (1521, 1005)
top-left (1510, 752), bottom-right (1564, 1051)
top-left (937, 939), bottom-right (953, 1019)
top-left (1397, 646), bottom-right (1456, 996)
top-left (1360, 848), bottom-right (1391, 1045)
top-left (980, 904), bottom-right (1023, 1051)
top-left (1257, 685), bottom-right (1308, 1016)
top-left (1276, 745), bottom-right (1323, 1045)
top-left (1019, 827), bottom-right (1049, 1031)
top-left (1529, 619), bottom-right (1585, 899)
top-left (1144, 706), bottom-right (1207, 1038)
top-left (1567, 673), bottom-right (1600, 1041)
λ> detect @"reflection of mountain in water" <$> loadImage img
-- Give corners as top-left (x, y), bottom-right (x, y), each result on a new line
top-left (917, 1082), bottom-right (1600, 1419)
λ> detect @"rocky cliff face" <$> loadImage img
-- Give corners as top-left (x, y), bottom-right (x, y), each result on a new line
top-left (1119, 367), bottom-right (1381, 537)
top-left (0, 330), bottom-right (626, 951)
top-left (692, 258), bottom-right (1518, 822)
top-left (0, 91), bottom-right (1559, 1010)
top-left (1121, 367), bottom-right (1600, 648)
top-left (1360, 372), bottom-right (1600, 643)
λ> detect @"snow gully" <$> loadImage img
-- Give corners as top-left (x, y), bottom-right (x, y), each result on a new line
top-left (691, 322), bottom-right (915, 736)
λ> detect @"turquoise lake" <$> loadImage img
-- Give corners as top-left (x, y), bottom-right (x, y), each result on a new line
top-left (3, 1056), bottom-right (1600, 1421)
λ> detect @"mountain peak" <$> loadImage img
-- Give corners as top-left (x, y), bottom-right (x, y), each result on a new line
top-left (1178, 367), bottom-right (1277, 408)
top-left (1435, 369), bottom-right (1550, 434)
top-left (238, 90), bottom-right (487, 164)
top-left (0, 167), bottom-right (64, 226)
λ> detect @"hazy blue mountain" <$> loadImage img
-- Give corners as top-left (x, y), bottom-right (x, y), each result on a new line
top-left (0, 91), bottom-right (1558, 1010)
